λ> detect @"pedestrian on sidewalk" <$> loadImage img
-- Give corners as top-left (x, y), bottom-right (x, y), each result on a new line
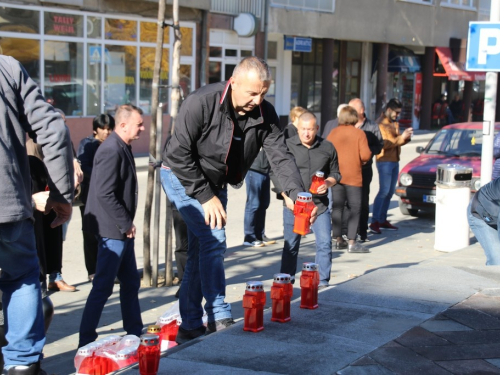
top-left (348, 98), bottom-right (383, 242)
top-left (79, 104), bottom-right (144, 348)
top-left (327, 106), bottom-right (371, 253)
top-left (243, 149), bottom-right (276, 248)
top-left (0, 55), bottom-right (74, 375)
top-left (370, 99), bottom-right (413, 234)
top-left (468, 177), bottom-right (500, 265)
top-left (160, 56), bottom-right (310, 344)
top-left (77, 114), bottom-right (115, 282)
top-left (279, 111), bottom-right (340, 288)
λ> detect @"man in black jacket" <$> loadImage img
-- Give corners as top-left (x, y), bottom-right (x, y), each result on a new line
top-left (79, 104), bottom-right (144, 348)
top-left (349, 98), bottom-right (384, 242)
top-left (161, 57), bottom-right (308, 344)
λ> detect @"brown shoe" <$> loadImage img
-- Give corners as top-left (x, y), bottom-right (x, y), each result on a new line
top-left (48, 280), bottom-right (76, 292)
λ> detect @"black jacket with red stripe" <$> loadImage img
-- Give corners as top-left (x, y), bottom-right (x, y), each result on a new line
top-left (162, 81), bottom-right (304, 204)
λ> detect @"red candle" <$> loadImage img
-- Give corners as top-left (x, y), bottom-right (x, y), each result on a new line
top-left (138, 334), bottom-right (160, 375)
top-left (300, 262), bottom-right (319, 309)
top-left (271, 273), bottom-right (293, 323)
top-left (309, 171), bottom-right (325, 194)
top-left (242, 281), bottom-right (266, 332)
top-left (293, 193), bottom-right (316, 235)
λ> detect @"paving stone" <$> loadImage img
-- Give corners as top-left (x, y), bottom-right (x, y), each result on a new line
top-left (435, 359), bottom-right (500, 374)
top-left (443, 306), bottom-right (500, 330)
top-left (420, 319), bottom-right (473, 332)
top-left (351, 356), bottom-right (379, 366)
top-left (460, 293), bottom-right (500, 319)
top-left (395, 326), bottom-right (451, 347)
top-left (366, 346), bottom-right (452, 374)
top-left (486, 359), bottom-right (500, 368)
top-left (337, 364), bottom-right (395, 375)
top-left (435, 330), bottom-right (500, 345)
top-left (412, 343), bottom-right (500, 361)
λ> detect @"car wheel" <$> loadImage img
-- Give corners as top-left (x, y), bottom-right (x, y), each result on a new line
top-left (399, 200), bottom-right (418, 216)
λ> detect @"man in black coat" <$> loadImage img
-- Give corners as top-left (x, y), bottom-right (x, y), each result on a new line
top-left (79, 104), bottom-right (144, 348)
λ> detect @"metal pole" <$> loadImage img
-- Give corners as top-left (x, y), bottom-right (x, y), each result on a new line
top-left (152, 104), bottom-right (163, 287)
top-left (263, 0), bottom-right (269, 61)
top-left (481, 1), bottom-right (500, 186)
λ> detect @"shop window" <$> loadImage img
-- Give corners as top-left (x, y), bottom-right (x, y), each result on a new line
top-left (0, 7), bottom-right (39, 34)
top-left (87, 44), bottom-right (102, 116)
top-left (140, 21), bottom-right (169, 44)
top-left (225, 64), bottom-right (236, 80)
top-left (104, 45), bottom-right (137, 114)
top-left (180, 27), bottom-right (193, 56)
top-left (241, 49), bottom-right (252, 57)
top-left (180, 64), bottom-right (192, 100)
top-left (210, 46), bottom-right (222, 58)
top-left (139, 47), bottom-right (169, 115)
top-left (209, 61), bottom-right (221, 84)
top-left (105, 19), bottom-right (137, 42)
top-left (45, 12), bottom-right (83, 37)
top-left (267, 42), bottom-right (277, 60)
top-left (44, 41), bottom-right (84, 116)
top-left (0, 37), bottom-right (40, 81)
top-left (87, 16), bottom-right (101, 39)
top-left (225, 49), bottom-right (237, 57)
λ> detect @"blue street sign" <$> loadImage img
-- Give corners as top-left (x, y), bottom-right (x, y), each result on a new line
top-left (466, 22), bottom-right (500, 71)
top-left (89, 46), bottom-right (101, 64)
top-left (284, 36), bottom-right (312, 53)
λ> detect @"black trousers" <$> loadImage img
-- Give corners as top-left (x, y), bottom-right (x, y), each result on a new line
top-left (358, 166), bottom-right (374, 238)
top-left (331, 184), bottom-right (363, 240)
top-left (80, 205), bottom-right (98, 276)
top-left (172, 207), bottom-right (188, 281)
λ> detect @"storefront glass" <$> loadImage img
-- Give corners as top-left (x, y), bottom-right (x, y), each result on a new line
top-left (45, 11), bottom-right (83, 37)
top-left (105, 19), bottom-right (137, 42)
top-left (44, 41), bottom-right (84, 116)
top-left (141, 22), bottom-right (169, 44)
top-left (0, 7), bottom-right (39, 34)
top-left (0, 37), bottom-right (40, 81)
top-left (104, 45), bottom-right (136, 114)
top-left (87, 44), bottom-right (102, 117)
top-left (140, 47), bottom-right (169, 114)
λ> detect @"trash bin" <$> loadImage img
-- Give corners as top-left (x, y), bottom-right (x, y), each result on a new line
top-left (434, 164), bottom-right (472, 252)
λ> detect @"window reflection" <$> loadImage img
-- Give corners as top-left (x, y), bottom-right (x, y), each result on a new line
top-left (140, 47), bottom-right (169, 114)
top-left (141, 22), bottom-right (169, 43)
top-left (0, 37), bottom-right (40, 81)
top-left (87, 16), bottom-right (101, 39)
top-left (45, 12), bottom-right (83, 37)
top-left (104, 45), bottom-right (136, 114)
top-left (105, 19), bottom-right (137, 41)
top-left (0, 7), bottom-right (39, 34)
top-left (209, 61), bottom-right (221, 84)
top-left (179, 64), bottom-right (191, 100)
top-left (180, 27), bottom-right (192, 56)
top-left (87, 44), bottom-right (102, 116)
top-left (44, 41), bottom-right (84, 116)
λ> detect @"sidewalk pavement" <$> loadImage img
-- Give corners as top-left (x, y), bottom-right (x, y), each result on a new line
top-left (42, 129), bottom-right (500, 374)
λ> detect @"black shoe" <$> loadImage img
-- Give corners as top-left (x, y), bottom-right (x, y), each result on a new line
top-left (348, 243), bottom-right (370, 253)
top-left (260, 235), bottom-right (277, 245)
top-left (175, 325), bottom-right (206, 345)
top-left (206, 318), bottom-right (235, 335)
top-left (6, 362), bottom-right (47, 375)
top-left (357, 234), bottom-right (370, 243)
top-left (335, 240), bottom-right (348, 249)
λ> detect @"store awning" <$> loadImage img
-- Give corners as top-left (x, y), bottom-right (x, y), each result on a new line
top-left (435, 47), bottom-right (485, 81)
top-left (388, 47), bottom-right (421, 73)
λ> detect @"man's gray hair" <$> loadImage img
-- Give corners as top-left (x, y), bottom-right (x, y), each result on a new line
top-left (336, 103), bottom-right (348, 117)
top-left (232, 56), bottom-right (272, 82)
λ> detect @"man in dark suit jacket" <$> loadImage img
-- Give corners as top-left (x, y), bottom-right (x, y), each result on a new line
top-left (78, 104), bottom-right (145, 348)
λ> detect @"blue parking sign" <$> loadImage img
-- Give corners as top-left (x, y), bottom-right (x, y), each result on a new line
top-left (466, 22), bottom-right (500, 71)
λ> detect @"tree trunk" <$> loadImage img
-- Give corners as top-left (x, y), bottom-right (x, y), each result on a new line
top-left (143, 0), bottom-right (167, 287)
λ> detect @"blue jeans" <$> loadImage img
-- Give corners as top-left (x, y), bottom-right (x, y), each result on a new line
top-left (373, 161), bottom-right (399, 223)
top-left (467, 203), bottom-right (500, 265)
top-left (281, 208), bottom-right (332, 286)
top-left (244, 170), bottom-right (270, 243)
top-left (161, 168), bottom-right (231, 330)
top-left (0, 219), bottom-right (45, 367)
top-left (79, 237), bottom-right (143, 347)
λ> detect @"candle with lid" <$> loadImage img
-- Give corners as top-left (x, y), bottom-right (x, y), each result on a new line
top-left (242, 281), bottom-right (266, 332)
top-left (293, 192), bottom-right (316, 236)
top-left (271, 273), bottom-right (293, 323)
top-left (300, 262), bottom-right (319, 309)
top-left (138, 334), bottom-right (160, 375)
top-left (309, 171), bottom-right (325, 194)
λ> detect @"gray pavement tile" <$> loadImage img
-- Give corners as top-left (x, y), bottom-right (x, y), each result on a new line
top-left (435, 330), bottom-right (500, 345)
top-left (486, 359), bottom-right (500, 368)
top-left (443, 306), bottom-right (500, 330)
top-left (336, 364), bottom-right (395, 375)
top-left (122, 358), bottom-right (282, 375)
top-left (351, 356), bottom-right (379, 366)
top-left (394, 326), bottom-right (451, 347)
top-left (459, 292), bottom-right (500, 319)
top-left (168, 329), bottom-right (374, 375)
top-left (412, 343), bottom-right (500, 361)
top-left (435, 359), bottom-right (500, 374)
top-left (420, 319), bottom-right (473, 332)
top-left (367, 346), bottom-right (452, 375)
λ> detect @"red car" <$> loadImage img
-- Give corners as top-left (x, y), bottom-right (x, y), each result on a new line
top-left (395, 122), bottom-right (499, 216)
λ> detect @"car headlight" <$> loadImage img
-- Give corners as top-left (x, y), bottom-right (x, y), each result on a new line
top-left (472, 178), bottom-right (481, 191)
top-left (399, 173), bottom-right (413, 186)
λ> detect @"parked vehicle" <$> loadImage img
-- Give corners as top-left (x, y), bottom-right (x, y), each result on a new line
top-left (395, 122), bottom-right (500, 216)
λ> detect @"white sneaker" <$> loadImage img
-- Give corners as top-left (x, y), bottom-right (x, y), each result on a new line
top-left (243, 240), bottom-right (265, 247)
